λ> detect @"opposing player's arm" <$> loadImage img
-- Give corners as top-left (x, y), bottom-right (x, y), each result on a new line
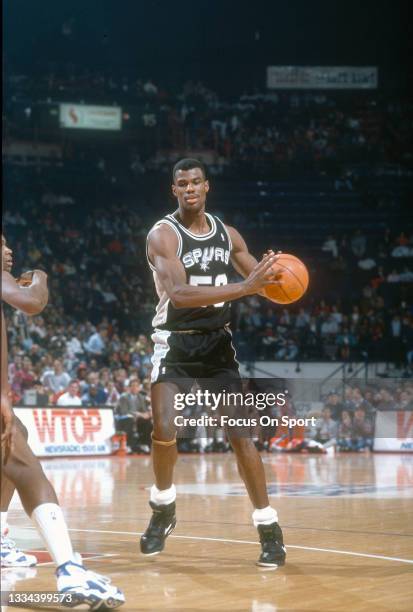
top-left (1, 270), bottom-right (49, 315)
top-left (1, 307), bottom-right (15, 458)
top-left (147, 225), bottom-right (276, 308)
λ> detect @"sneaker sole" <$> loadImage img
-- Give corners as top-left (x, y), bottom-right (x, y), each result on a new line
top-left (256, 559), bottom-right (286, 568)
top-left (1, 561), bottom-right (37, 568)
top-left (140, 549), bottom-right (162, 556)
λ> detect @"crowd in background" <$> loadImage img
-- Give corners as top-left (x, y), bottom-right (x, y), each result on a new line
top-left (6, 322), bottom-right (413, 453)
top-left (176, 381), bottom-right (413, 454)
top-left (4, 192), bottom-right (413, 369)
top-left (4, 72), bottom-right (413, 175)
top-left (3, 71), bottom-right (413, 455)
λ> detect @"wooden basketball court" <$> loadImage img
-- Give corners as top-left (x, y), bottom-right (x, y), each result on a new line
top-left (2, 452), bottom-right (413, 611)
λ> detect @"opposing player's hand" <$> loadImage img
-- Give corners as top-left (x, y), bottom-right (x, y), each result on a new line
top-left (242, 251), bottom-right (283, 296)
top-left (32, 269), bottom-right (48, 283)
top-left (1, 393), bottom-right (15, 465)
top-left (16, 270), bottom-right (34, 287)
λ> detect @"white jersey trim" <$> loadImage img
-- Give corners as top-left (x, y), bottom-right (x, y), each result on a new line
top-left (166, 212), bottom-right (217, 241)
top-left (146, 219), bottom-right (183, 271)
top-left (151, 329), bottom-right (172, 383)
top-left (215, 216), bottom-right (233, 253)
top-left (225, 326), bottom-right (240, 368)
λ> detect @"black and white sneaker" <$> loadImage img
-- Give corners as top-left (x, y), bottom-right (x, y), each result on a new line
top-left (140, 501), bottom-right (176, 556)
top-left (256, 522), bottom-right (286, 568)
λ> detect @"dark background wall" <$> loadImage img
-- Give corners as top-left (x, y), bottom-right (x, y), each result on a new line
top-left (4, 0), bottom-right (412, 91)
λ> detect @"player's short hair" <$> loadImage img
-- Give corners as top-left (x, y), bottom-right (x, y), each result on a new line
top-left (172, 158), bottom-right (207, 181)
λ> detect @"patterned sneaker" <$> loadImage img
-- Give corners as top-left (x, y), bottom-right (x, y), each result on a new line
top-left (56, 561), bottom-right (125, 610)
top-left (256, 522), bottom-right (287, 568)
top-left (1, 535), bottom-right (37, 567)
top-left (140, 501), bottom-right (176, 555)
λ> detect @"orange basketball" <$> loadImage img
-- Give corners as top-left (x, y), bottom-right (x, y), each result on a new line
top-left (263, 253), bottom-right (309, 304)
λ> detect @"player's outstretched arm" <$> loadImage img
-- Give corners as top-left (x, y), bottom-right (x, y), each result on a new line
top-left (1, 309), bottom-right (15, 462)
top-left (148, 225), bottom-right (277, 308)
top-left (1, 269), bottom-right (49, 315)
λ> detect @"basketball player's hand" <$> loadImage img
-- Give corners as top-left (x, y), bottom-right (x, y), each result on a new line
top-left (32, 269), bottom-right (48, 283)
top-left (16, 271), bottom-right (34, 287)
top-left (17, 270), bottom-right (47, 286)
top-left (243, 252), bottom-right (282, 295)
top-left (256, 250), bottom-right (283, 296)
top-left (1, 394), bottom-right (15, 465)
top-left (263, 251), bottom-right (284, 278)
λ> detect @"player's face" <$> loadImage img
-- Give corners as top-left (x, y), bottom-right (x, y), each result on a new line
top-left (172, 168), bottom-right (209, 213)
top-left (1, 235), bottom-right (13, 272)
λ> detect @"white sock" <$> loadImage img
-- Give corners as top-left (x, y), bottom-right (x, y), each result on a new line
top-left (1, 511), bottom-right (9, 536)
top-left (252, 506), bottom-right (278, 527)
top-left (31, 503), bottom-right (76, 567)
top-left (150, 484), bottom-right (176, 506)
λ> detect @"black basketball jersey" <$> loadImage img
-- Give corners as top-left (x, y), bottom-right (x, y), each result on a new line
top-left (146, 212), bottom-right (233, 332)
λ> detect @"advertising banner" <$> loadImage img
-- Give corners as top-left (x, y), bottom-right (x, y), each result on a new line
top-left (373, 411), bottom-right (413, 452)
top-left (59, 104), bottom-right (122, 130)
top-left (267, 66), bottom-right (378, 89)
top-left (14, 407), bottom-right (116, 457)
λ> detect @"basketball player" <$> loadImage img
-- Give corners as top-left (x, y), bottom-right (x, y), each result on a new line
top-left (1, 235), bottom-right (125, 608)
top-left (141, 159), bottom-right (286, 567)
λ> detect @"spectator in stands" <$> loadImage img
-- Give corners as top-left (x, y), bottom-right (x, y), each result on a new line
top-left (76, 362), bottom-right (89, 390)
top-left (376, 388), bottom-right (398, 411)
top-left (320, 313), bottom-right (340, 337)
top-left (336, 326), bottom-right (357, 361)
top-left (313, 407), bottom-right (338, 447)
top-left (11, 355), bottom-right (36, 396)
top-left (337, 410), bottom-right (353, 451)
top-left (81, 382), bottom-right (108, 406)
top-left (350, 229), bottom-right (367, 258)
top-left (275, 337), bottom-right (299, 361)
top-left (66, 331), bottom-right (84, 361)
top-left (324, 391), bottom-right (344, 420)
top-left (295, 308), bottom-right (310, 329)
top-left (116, 378), bottom-right (152, 452)
top-left (32, 380), bottom-right (50, 406)
top-left (351, 387), bottom-right (373, 414)
top-left (8, 352), bottom-right (23, 381)
top-left (28, 343), bottom-right (43, 368)
top-left (322, 235), bottom-right (338, 258)
top-left (351, 406), bottom-right (373, 451)
top-left (390, 314), bottom-right (403, 365)
top-left (143, 78), bottom-right (158, 96)
top-left (334, 171), bottom-right (353, 191)
top-left (41, 358), bottom-right (71, 394)
top-left (105, 380), bottom-right (121, 406)
top-left (81, 372), bottom-right (108, 404)
top-left (399, 390), bottom-right (413, 410)
top-left (57, 380), bottom-right (82, 406)
top-left (84, 325), bottom-right (108, 361)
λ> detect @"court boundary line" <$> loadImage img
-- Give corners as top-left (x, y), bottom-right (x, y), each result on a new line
top-left (58, 527), bottom-right (413, 565)
top-left (33, 553), bottom-right (119, 567)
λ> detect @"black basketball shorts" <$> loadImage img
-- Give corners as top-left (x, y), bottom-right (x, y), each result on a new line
top-left (151, 327), bottom-right (240, 386)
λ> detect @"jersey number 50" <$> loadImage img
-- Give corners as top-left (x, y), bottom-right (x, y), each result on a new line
top-left (189, 274), bottom-right (228, 308)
